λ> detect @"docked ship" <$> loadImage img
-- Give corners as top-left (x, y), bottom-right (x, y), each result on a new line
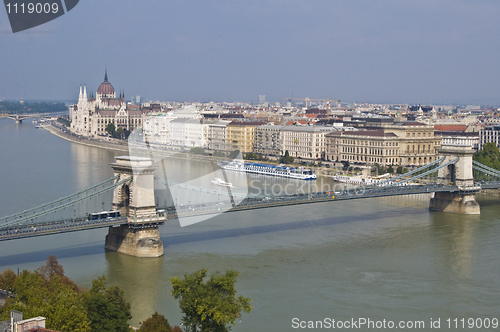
top-left (219, 161), bottom-right (316, 180)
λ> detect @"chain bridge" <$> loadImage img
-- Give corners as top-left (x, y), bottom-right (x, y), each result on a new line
top-left (1, 145), bottom-right (500, 257)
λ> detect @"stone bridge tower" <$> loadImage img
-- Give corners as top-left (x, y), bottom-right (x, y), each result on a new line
top-left (105, 156), bottom-right (166, 257)
top-left (429, 144), bottom-right (480, 214)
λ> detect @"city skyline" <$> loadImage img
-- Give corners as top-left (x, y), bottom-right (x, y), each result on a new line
top-left (1, 1), bottom-right (500, 105)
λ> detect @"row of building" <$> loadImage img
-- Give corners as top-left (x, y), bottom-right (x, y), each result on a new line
top-left (139, 109), bottom-right (445, 167)
top-left (69, 72), bottom-right (500, 169)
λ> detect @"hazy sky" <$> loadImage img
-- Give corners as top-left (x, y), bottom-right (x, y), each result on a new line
top-left (1, 0), bottom-right (500, 104)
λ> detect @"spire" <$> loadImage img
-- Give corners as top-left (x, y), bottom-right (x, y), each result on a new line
top-left (79, 85), bottom-right (82, 98)
top-left (104, 68), bottom-right (108, 82)
top-left (83, 85), bottom-right (87, 98)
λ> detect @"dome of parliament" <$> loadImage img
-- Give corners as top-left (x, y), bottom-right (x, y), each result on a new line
top-left (97, 70), bottom-right (115, 95)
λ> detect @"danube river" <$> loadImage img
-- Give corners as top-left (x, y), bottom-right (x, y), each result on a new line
top-left (1, 118), bottom-right (500, 331)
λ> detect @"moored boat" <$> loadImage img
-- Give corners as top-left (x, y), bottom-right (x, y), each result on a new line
top-left (211, 178), bottom-right (234, 187)
top-left (219, 161), bottom-right (316, 180)
top-left (333, 173), bottom-right (393, 186)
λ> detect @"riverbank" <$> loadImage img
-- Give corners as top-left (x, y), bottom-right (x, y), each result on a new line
top-left (43, 123), bottom-right (227, 164)
top-left (43, 123), bottom-right (129, 153)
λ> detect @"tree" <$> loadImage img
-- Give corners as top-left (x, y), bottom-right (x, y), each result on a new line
top-left (387, 165), bottom-right (394, 174)
top-left (116, 127), bottom-right (131, 140)
top-left (44, 275), bottom-right (91, 332)
top-left (474, 142), bottom-right (500, 169)
top-left (372, 163), bottom-right (386, 175)
top-left (396, 166), bottom-right (404, 174)
top-left (228, 150), bottom-right (240, 159)
top-left (105, 123), bottom-right (116, 137)
top-left (57, 117), bottom-right (71, 127)
top-left (171, 269), bottom-right (252, 332)
top-left (279, 150), bottom-right (294, 164)
top-left (138, 312), bottom-right (171, 332)
top-left (38, 255), bottom-right (80, 292)
top-left (0, 258), bottom-right (132, 332)
top-left (0, 269), bottom-right (17, 292)
top-left (38, 255), bottom-right (65, 280)
top-left (190, 147), bottom-right (206, 155)
top-left (341, 160), bottom-right (350, 171)
top-left (84, 275), bottom-right (132, 332)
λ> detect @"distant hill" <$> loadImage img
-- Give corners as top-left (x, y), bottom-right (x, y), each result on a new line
top-left (0, 101), bottom-right (68, 114)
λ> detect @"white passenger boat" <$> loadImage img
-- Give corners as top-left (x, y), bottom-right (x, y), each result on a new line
top-left (332, 173), bottom-right (393, 186)
top-left (211, 178), bottom-right (234, 187)
top-left (219, 161), bottom-right (316, 180)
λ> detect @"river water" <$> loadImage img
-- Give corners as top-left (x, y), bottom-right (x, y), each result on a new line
top-left (1, 118), bottom-right (499, 331)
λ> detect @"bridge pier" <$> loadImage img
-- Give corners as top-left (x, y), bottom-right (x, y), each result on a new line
top-left (429, 191), bottom-right (480, 214)
top-left (429, 145), bottom-right (480, 215)
top-left (105, 156), bottom-right (166, 257)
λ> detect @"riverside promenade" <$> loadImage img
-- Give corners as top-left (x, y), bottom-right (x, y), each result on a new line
top-left (44, 122), bottom-right (129, 153)
top-left (43, 122), bottom-right (227, 164)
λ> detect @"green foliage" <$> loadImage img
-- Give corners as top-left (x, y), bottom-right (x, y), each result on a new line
top-left (105, 124), bottom-right (130, 140)
top-left (0, 269), bottom-right (16, 292)
top-left (473, 142), bottom-right (500, 180)
top-left (279, 150), bottom-right (294, 164)
top-left (0, 256), bottom-right (132, 332)
top-left (44, 275), bottom-right (91, 332)
top-left (213, 150), bottom-right (227, 157)
top-left (474, 142), bottom-right (500, 169)
top-left (341, 160), bottom-right (350, 171)
top-left (387, 165), bottom-right (394, 174)
top-left (106, 123), bottom-right (116, 137)
top-left (84, 275), bottom-right (132, 332)
top-left (116, 127), bottom-right (131, 140)
top-left (138, 312), bottom-right (171, 332)
top-left (244, 152), bottom-right (264, 161)
top-left (57, 117), bottom-right (71, 127)
top-left (171, 269), bottom-right (252, 332)
top-left (396, 166), bottom-right (404, 174)
top-left (372, 163), bottom-right (386, 175)
top-left (190, 147), bottom-right (207, 155)
top-left (228, 150), bottom-right (240, 159)
top-left (0, 101), bottom-right (67, 114)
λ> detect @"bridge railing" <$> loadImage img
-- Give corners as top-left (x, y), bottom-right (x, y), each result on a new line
top-left (0, 176), bottom-right (131, 231)
top-left (0, 216), bottom-right (129, 241)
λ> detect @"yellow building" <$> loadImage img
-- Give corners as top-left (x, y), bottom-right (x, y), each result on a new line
top-left (226, 121), bottom-right (266, 153)
top-left (325, 122), bottom-right (442, 167)
top-left (326, 130), bottom-right (400, 166)
top-left (383, 122), bottom-right (441, 166)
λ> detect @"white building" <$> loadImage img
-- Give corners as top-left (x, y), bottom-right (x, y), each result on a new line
top-left (169, 118), bottom-right (208, 148)
top-left (208, 120), bottom-right (231, 151)
top-left (280, 126), bottom-right (340, 160)
top-left (69, 71), bottom-right (148, 137)
top-left (142, 104), bottom-right (202, 146)
top-left (480, 125), bottom-right (500, 149)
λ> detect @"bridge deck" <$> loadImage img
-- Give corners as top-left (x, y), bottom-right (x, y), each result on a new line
top-left (2, 183), bottom-right (491, 241)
